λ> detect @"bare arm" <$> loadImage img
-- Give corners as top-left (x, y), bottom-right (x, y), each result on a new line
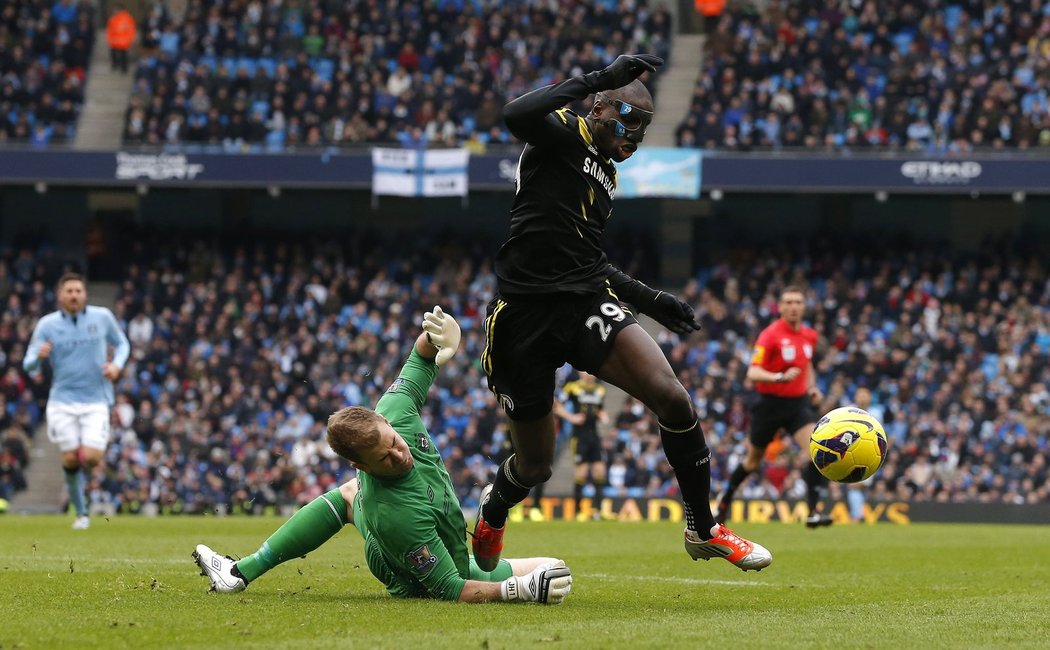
top-left (746, 365), bottom-right (800, 384)
top-left (806, 361), bottom-right (823, 405)
top-left (457, 579), bottom-right (505, 603)
top-left (553, 400), bottom-right (584, 425)
top-left (413, 332), bottom-right (438, 361)
top-left (456, 556), bottom-right (564, 603)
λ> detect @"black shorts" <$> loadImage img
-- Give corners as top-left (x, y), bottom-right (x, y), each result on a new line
top-left (748, 394), bottom-right (817, 448)
top-left (573, 431), bottom-right (605, 464)
top-left (482, 288), bottom-right (637, 421)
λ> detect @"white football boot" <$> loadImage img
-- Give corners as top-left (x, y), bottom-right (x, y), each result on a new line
top-left (193, 544), bottom-right (247, 593)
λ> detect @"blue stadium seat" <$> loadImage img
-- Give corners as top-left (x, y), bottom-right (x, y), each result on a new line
top-left (314, 58), bottom-right (334, 82)
top-left (265, 130), bottom-right (285, 151)
top-left (893, 32), bottom-right (914, 55)
top-left (982, 355), bottom-right (999, 381)
top-left (256, 57), bottom-right (276, 78)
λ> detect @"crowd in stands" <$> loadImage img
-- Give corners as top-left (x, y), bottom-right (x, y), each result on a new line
top-left (0, 247), bottom-right (59, 499)
top-left (1, 231), bottom-right (1047, 514)
top-left (121, 0), bottom-right (671, 150)
top-left (617, 241), bottom-right (1049, 507)
top-left (678, 0), bottom-right (1050, 151)
top-left (0, 0), bottom-right (95, 146)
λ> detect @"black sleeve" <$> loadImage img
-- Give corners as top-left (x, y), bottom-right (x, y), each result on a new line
top-left (502, 72), bottom-right (604, 146)
top-left (606, 264), bottom-right (659, 309)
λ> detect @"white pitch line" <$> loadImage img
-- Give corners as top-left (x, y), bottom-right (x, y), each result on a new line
top-left (581, 572), bottom-right (775, 587)
top-left (3, 556), bottom-right (194, 566)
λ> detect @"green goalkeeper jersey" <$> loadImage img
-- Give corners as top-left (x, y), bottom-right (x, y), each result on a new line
top-left (352, 349), bottom-right (470, 600)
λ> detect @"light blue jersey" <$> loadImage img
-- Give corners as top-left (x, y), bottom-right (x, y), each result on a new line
top-left (24, 306), bottom-right (131, 405)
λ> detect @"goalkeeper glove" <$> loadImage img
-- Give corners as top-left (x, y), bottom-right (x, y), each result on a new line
top-left (500, 560), bottom-right (573, 605)
top-left (596, 54), bottom-right (664, 91)
top-left (421, 306), bottom-right (462, 366)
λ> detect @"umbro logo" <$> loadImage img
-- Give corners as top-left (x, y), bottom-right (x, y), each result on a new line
top-left (211, 558), bottom-right (222, 570)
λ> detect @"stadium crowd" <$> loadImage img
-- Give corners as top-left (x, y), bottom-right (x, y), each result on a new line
top-left (677, 0), bottom-right (1050, 151)
top-left (1, 232), bottom-right (1047, 513)
top-left (0, 0), bottom-right (95, 146)
top-left (121, 0), bottom-right (671, 150)
top-left (634, 242), bottom-right (1050, 506)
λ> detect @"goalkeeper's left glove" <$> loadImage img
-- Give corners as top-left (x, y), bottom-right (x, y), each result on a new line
top-left (500, 560), bottom-right (573, 605)
top-left (421, 305), bottom-right (462, 365)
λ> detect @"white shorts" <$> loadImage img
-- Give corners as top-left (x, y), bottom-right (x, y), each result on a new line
top-left (46, 402), bottom-right (111, 453)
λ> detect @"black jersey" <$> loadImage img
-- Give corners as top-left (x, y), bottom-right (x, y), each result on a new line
top-left (496, 85), bottom-right (618, 295)
top-left (562, 379), bottom-right (606, 438)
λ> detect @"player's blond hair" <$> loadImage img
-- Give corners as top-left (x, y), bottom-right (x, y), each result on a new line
top-left (326, 406), bottom-right (383, 463)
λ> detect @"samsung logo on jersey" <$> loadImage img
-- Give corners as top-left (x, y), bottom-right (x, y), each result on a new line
top-left (900, 161), bottom-right (982, 184)
top-left (582, 157), bottom-right (616, 198)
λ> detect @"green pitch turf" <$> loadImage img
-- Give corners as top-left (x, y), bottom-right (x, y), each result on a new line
top-left (1, 516), bottom-right (1047, 649)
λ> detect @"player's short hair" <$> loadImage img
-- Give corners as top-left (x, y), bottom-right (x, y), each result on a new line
top-left (56, 272), bottom-right (85, 291)
top-left (780, 285), bottom-right (805, 299)
top-left (326, 406), bottom-right (382, 463)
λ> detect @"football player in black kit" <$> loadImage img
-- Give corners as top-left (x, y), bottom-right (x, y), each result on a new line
top-left (472, 54), bottom-right (772, 573)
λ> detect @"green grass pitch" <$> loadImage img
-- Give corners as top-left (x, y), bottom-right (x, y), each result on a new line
top-left (1, 516), bottom-right (1048, 649)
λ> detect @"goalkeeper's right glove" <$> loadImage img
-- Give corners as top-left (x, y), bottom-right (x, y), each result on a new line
top-left (500, 560), bottom-right (573, 604)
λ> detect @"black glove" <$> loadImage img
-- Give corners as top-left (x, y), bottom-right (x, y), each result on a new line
top-left (607, 267), bottom-right (700, 336)
top-left (596, 54), bottom-right (664, 91)
top-left (646, 291), bottom-right (701, 336)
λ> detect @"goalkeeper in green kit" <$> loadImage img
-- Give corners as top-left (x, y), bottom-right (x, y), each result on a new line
top-left (193, 306), bottom-right (573, 604)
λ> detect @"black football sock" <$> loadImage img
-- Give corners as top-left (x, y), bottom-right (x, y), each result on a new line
top-left (573, 481), bottom-right (583, 511)
top-left (482, 454), bottom-right (532, 529)
top-left (724, 463), bottom-right (753, 502)
top-left (660, 418), bottom-right (716, 539)
top-left (803, 462), bottom-right (828, 513)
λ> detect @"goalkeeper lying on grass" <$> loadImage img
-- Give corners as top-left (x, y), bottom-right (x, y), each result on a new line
top-left (194, 306), bottom-right (572, 604)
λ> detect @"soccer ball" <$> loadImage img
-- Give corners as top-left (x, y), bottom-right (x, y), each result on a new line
top-left (809, 407), bottom-right (888, 483)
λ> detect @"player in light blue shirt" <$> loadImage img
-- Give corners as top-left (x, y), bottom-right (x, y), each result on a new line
top-left (23, 273), bottom-right (130, 529)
